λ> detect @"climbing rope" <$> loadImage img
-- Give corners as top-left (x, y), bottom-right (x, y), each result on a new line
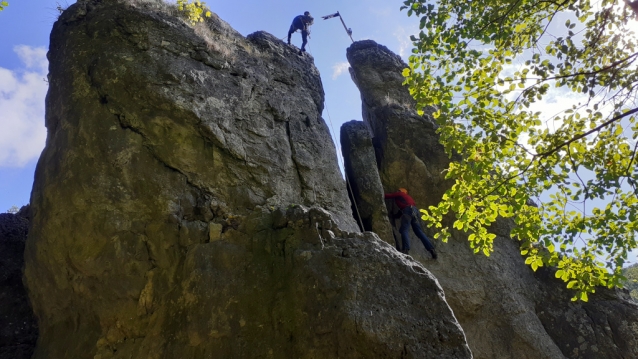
top-left (282, 34), bottom-right (312, 56)
top-left (324, 101), bottom-right (364, 232)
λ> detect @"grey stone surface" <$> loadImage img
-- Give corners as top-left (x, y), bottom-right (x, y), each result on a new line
top-left (346, 39), bottom-right (638, 359)
top-left (0, 207), bottom-right (38, 359)
top-left (340, 120), bottom-right (395, 246)
top-left (533, 267), bottom-right (638, 359)
top-left (23, 2), bottom-right (472, 358)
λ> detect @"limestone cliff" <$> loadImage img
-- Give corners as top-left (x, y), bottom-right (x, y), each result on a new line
top-left (23, 1), bottom-right (472, 358)
top-left (344, 39), bottom-right (638, 359)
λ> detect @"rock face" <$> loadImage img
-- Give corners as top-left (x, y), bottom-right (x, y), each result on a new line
top-left (24, 1), bottom-right (471, 358)
top-left (0, 207), bottom-right (38, 359)
top-left (345, 39), bottom-right (638, 359)
top-left (340, 120), bottom-right (395, 246)
top-left (533, 268), bottom-right (638, 359)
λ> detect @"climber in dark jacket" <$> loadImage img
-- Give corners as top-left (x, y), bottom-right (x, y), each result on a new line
top-left (385, 188), bottom-right (437, 259)
top-left (287, 11), bottom-right (314, 55)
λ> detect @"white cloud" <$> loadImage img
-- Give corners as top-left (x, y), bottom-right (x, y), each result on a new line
top-left (0, 45), bottom-right (48, 167)
top-left (332, 61), bottom-right (350, 79)
top-left (15, 46), bottom-right (48, 72)
top-left (393, 24), bottom-right (419, 59)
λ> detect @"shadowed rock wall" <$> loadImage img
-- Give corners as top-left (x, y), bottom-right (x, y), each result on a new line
top-left (0, 207), bottom-right (38, 359)
top-left (23, 1), bottom-right (472, 358)
top-left (345, 39), bottom-right (638, 359)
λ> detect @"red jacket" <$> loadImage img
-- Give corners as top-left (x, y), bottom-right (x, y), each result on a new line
top-left (384, 192), bottom-right (415, 209)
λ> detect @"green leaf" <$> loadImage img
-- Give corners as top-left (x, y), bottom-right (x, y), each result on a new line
top-left (531, 261), bottom-right (539, 271)
top-left (402, 0), bottom-right (638, 301)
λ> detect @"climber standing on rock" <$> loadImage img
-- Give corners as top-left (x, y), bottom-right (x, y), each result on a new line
top-left (287, 11), bottom-right (314, 55)
top-left (385, 188), bottom-right (438, 259)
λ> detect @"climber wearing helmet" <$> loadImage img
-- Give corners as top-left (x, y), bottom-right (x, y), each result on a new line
top-left (287, 11), bottom-right (314, 55)
top-left (384, 188), bottom-right (437, 259)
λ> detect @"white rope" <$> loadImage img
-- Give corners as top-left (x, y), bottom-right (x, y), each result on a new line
top-left (324, 101), bottom-right (364, 232)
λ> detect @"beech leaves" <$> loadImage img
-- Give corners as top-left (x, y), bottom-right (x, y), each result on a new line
top-left (402, 0), bottom-right (638, 300)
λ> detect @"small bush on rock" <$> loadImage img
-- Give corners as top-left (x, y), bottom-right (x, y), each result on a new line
top-left (176, 0), bottom-right (210, 25)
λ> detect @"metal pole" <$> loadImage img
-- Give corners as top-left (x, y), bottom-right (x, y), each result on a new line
top-left (338, 15), bottom-right (354, 43)
top-left (322, 11), bottom-right (354, 43)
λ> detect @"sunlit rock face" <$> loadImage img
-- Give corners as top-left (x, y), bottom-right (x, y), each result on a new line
top-left (345, 39), bottom-right (638, 359)
top-left (23, 1), bottom-right (472, 358)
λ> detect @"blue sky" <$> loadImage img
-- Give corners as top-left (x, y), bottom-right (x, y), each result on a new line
top-left (0, 0), bottom-right (420, 211)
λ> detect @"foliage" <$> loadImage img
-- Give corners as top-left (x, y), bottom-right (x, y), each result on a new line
top-left (0, 1), bottom-right (8, 11)
top-left (623, 263), bottom-right (638, 301)
top-left (176, 0), bottom-right (211, 26)
top-left (6, 205), bottom-right (19, 214)
top-left (402, 0), bottom-right (638, 300)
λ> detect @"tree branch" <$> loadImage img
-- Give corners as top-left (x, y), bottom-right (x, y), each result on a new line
top-left (537, 107), bottom-right (638, 158)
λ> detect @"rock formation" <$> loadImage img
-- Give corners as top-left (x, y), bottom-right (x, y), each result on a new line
top-left (0, 207), bottom-right (38, 359)
top-left (533, 267), bottom-right (638, 359)
top-left (23, 1), bottom-right (471, 358)
top-left (344, 39), bottom-right (638, 359)
top-left (340, 120), bottom-right (395, 246)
